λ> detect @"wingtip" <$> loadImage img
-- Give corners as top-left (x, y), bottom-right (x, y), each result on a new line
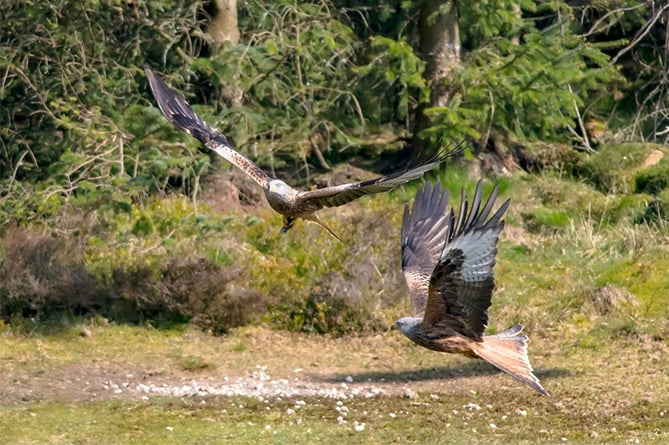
top-left (437, 138), bottom-right (470, 161)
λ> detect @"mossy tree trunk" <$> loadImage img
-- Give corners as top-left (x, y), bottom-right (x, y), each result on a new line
top-left (207, 0), bottom-right (242, 107)
top-left (206, 0), bottom-right (240, 45)
top-left (411, 0), bottom-right (461, 159)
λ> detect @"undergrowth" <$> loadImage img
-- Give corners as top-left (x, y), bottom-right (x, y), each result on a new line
top-left (1, 143), bottom-right (669, 342)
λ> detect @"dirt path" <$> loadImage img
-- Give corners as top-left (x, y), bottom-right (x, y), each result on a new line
top-left (1, 324), bottom-right (665, 409)
top-left (1, 325), bottom-right (571, 405)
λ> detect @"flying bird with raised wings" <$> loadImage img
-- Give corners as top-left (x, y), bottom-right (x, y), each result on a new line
top-left (396, 180), bottom-right (548, 396)
top-left (144, 67), bottom-right (464, 241)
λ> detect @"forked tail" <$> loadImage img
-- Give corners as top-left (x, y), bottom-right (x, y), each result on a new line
top-left (472, 324), bottom-right (549, 396)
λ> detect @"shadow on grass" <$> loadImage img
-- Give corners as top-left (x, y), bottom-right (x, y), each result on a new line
top-left (315, 361), bottom-right (574, 384)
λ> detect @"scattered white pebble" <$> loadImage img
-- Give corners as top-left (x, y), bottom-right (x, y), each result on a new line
top-left (402, 388), bottom-right (418, 399)
top-left (388, 412), bottom-right (397, 418)
top-left (561, 437), bottom-right (568, 442)
top-left (489, 423), bottom-right (496, 429)
top-left (29, 413), bottom-right (36, 417)
top-left (353, 421), bottom-right (366, 432)
top-left (265, 425), bottom-right (271, 431)
top-left (344, 376), bottom-right (353, 383)
top-left (336, 416), bottom-right (346, 425)
top-left (516, 409), bottom-right (528, 416)
top-left (463, 403), bottom-right (481, 411)
top-left (165, 426), bottom-right (174, 431)
top-left (286, 408), bottom-right (295, 415)
top-left (501, 415), bottom-right (508, 420)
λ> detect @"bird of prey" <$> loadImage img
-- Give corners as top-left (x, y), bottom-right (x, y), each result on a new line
top-left (144, 67), bottom-right (464, 241)
top-left (396, 180), bottom-right (548, 396)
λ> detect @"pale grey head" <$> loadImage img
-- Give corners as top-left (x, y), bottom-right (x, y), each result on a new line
top-left (265, 179), bottom-right (298, 212)
top-left (394, 316), bottom-right (422, 340)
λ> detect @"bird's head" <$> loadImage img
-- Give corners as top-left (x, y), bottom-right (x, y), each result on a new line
top-left (268, 179), bottom-right (291, 195)
top-left (394, 316), bottom-right (420, 337)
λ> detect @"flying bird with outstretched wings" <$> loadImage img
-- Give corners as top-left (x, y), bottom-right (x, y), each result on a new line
top-left (144, 67), bottom-right (464, 241)
top-left (396, 180), bottom-right (548, 396)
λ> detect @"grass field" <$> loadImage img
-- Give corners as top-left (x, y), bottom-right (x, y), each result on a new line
top-left (1, 322), bottom-right (668, 444)
top-left (2, 144), bottom-right (669, 443)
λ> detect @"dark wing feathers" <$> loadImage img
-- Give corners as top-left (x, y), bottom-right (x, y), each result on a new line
top-left (296, 141), bottom-right (467, 211)
top-left (144, 67), bottom-right (271, 188)
top-left (422, 180), bottom-right (510, 339)
top-left (400, 182), bottom-right (452, 316)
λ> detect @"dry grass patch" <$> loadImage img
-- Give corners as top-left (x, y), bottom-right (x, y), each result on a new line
top-left (0, 324), bottom-right (668, 444)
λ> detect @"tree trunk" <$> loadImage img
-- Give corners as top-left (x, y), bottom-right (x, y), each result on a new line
top-left (206, 0), bottom-right (242, 108)
top-left (411, 0), bottom-right (461, 159)
top-left (206, 0), bottom-right (240, 45)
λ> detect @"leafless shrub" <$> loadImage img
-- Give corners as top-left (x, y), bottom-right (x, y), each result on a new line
top-left (0, 227), bottom-right (100, 317)
top-left (0, 227), bottom-right (266, 334)
top-left (159, 256), bottom-right (267, 334)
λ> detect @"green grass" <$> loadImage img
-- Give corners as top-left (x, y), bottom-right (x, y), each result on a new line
top-left (2, 392), bottom-right (665, 445)
top-left (3, 145), bottom-right (669, 443)
top-left (1, 324), bottom-right (668, 444)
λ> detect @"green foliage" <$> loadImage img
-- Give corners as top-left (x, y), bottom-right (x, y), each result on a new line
top-left (181, 355), bottom-right (211, 372)
top-left (427, 2), bottom-right (621, 143)
top-left (0, 0), bottom-right (216, 222)
top-left (575, 143), bottom-right (652, 194)
top-left (354, 36), bottom-right (429, 123)
top-left (193, 0), bottom-right (370, 166)
top-left (522, 207), bottom-right (570, 233)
